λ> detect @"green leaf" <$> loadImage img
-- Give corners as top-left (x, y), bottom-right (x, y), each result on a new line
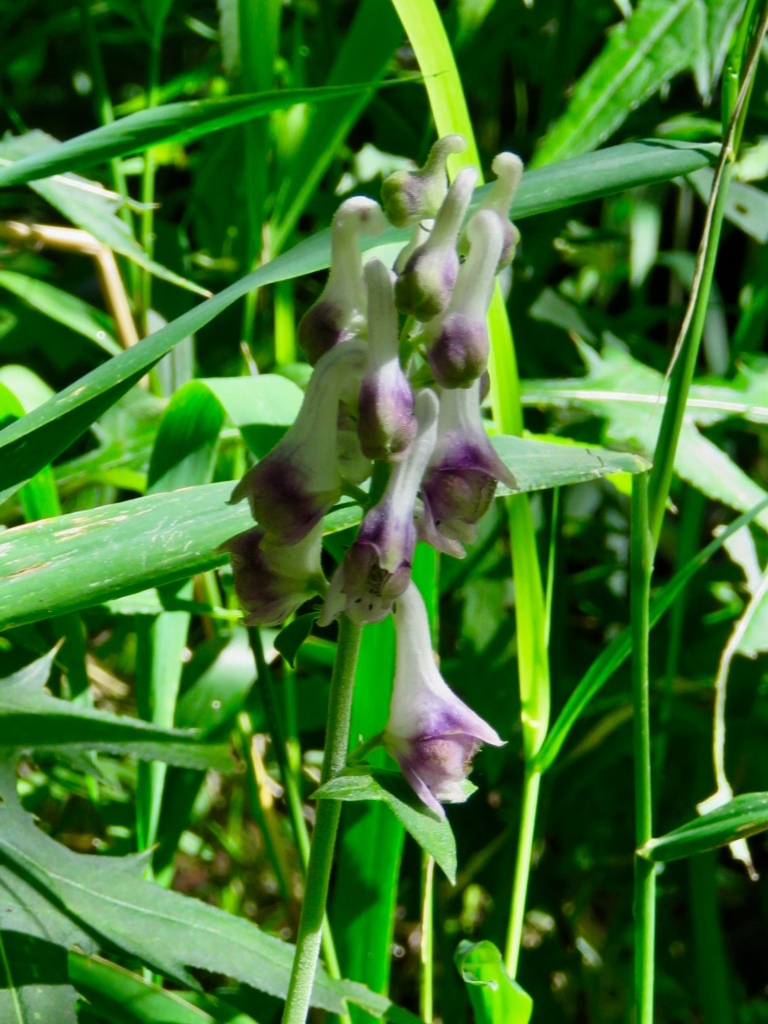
top-left (0, 270), bottom-right (120, 355)
top-left (688, 166), bottom-right (768, 242)
top-left (701, 0), bottom-right (747, 101)
top-left (0, 132), bottom-right (210, 298)
top-left (455, 940), bottom-right (533, 1024)
top-left (0, 431), bottom-right (641, 628)
top-left (0, 761), bottom-right (420, 1022)
top-left (0, 650), bottom-right (231, 769)
top-left (0, 83), bottom-right (398, 188)
top-left (147, 381), bottom-right (225, 493)
top-left (0, 138), bottom-right (717, 498)
top-left (492, 434), bottom-right (648, 494)
top-left (642, 793), bottom-right (768, 862)
top-left (274, 614), bottom-right (316, 668)
top-left (69, 952), bottom-right (253, 1024)
top-left (314, 766), bottom-right (459, 883)
top-left (0, 860), bottom-right (95, 1024)
top-left (522, 341), bottom-right (768, 531)
top-left (198, 374), bottom-right (303, 457)
top-left (535, 0), bottom-right (706, 165)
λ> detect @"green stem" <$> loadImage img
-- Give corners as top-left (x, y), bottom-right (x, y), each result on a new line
top-left (504, 768), bottom-right (541, 977)
top-left (631, 473), bottom-right (655, 1024)
top-left (648, 2), bottom-right (768, 544)
top-left (249, 629), bottom-right (347, 1005)
top-left (281, 616), bottom-right (362, 1024)
top-left (138, 35), bottom-right (162, 339)
top-left (420, 853), bottom-right (435, 1023)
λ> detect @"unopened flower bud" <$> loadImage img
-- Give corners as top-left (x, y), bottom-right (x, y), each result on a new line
top-left (394, 219), bottom-right (431, 276)
top-left (381, 134), bottom-right (466, 227)
top-left (320, 389), bottom-right (438, 626)
top-left (424, 211), bottom-right (503, 388)
top-left (384, 582), bottom-right (504, 818)
top-left (394, 167), bottom-right (478, 321)
top-left (468, 151), bottom-right (523, 270)
top-left (298, 197), bottom-right (387, 365)
top-left (357, 259), bottom-right (416, 462)
top-left (222, 523), bottom-right (325, 626)
top-left (230, 342), bottom-right (367, 543)
top-left (420, 378), bottom-right (516, 555)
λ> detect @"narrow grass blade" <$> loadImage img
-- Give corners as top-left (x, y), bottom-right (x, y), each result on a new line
top-left (535, 494), bottom-right (768, 772)
top-left (0, 83), bottom-right (401, 187)
top-left (642, 792), bottom-right (768, 862)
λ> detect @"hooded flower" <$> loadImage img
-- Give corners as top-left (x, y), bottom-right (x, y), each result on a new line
top-left (383, 582), bottom-right (504, 818)
top-left (468, 151), bottom-right (523, 270)
top-left (222, 523), bottom-right (325, 627)
top-left (297, 197), bottom-right (387, 365)
top-left (394, 166), bottom-right (478, 321)
top-left (381, 134), bottom-right (466, 227)
top-left (336, 400), bottom-right (373, 486)
top-left (230, 341), bottom-right (367, 544)
top-left (424, 210), bottom-right (503, 389)
top-left (320, 388), bottom-right (438, 626)
top-left (357, 258), bottom-right (417, 462)
top-left (420, 377), bottom-right (516, 555)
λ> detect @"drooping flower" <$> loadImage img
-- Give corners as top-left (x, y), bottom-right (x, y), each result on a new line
top-left (381, 134), bottom-right (466, 227)
top-left (297, 197), bottom-right (387, 365)
top-left (357, 258), bottom-right (416, 462)
top-left (230, 341), bottom-right (367, 544)
top-left (383, 582), bottom-right (504, 818)
top-left (320, 389), bottom-right (438, 626)
top-left (468, 151), bottom-right (523, 270)
top-left (394, 166), bottom-right (478, 321)
top-left (424, 210), bottom-right (503, 389)
top-left (420, 377), bottom-right (516, 555)
top-left (222, 522), bottom-right (325, 627)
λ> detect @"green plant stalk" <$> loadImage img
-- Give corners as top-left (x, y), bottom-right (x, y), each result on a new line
top-left (631, 472), bottom-right (655, 1024)
top-left (0, 926), bottom-right (22, 1024)
top-left (690, 853), bottom-right (734, 1024)
top-left (504, 767), bottom-right (541, 978)
top-left (420, 853), bottom-right (435, 1023)
top-left (648, 2), bottom-right (768, 544)
top-left (281, 615), bottom-right (362, 1024)
top-left (248, 629), bottom-right (347, 1004)
top-left (387, 0), bottom-right (550, 979)
top-left (138, 36), bottom-right (162, 339)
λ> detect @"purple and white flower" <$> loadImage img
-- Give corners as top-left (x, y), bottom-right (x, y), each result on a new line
top-left (222, 523), bottom-right (325, 627)
top-left (357, 258), bottom-right (416, 462)
top-left (383, 582), bottom-right (504, 818)
top-left (320, 389), bottom-right (438, 626)
top-left (394, 167), bottom-right (477, 321)
top-left (381, 134), bottom-right (466, 227)
top-left (297, 197), bottom-right (386, 365)
top-left (470, 151), bottom-right (523, 270)
top-left (230, 341), bottom-right (367, 543)
top-left (420, 377), bottom-right (516, 555)
top-left (424, 210), bottom-right (503, 389)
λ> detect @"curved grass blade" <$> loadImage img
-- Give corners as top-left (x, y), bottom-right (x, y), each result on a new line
top-left (642, 792), bottom-right (768, 862)
top-left (0, 437), bottom-right (644, 630)
top-left (0, 82), bottom-right (404, 188)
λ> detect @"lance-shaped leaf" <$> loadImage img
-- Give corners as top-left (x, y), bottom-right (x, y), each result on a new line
top-left (0, 650), bottom-right (230, 769)
top-left (642, 793), bottom-right (768, 862)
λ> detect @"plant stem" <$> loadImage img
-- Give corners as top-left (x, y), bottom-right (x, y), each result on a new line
top-left (420, 853), bottom-right (435, 1023)
top-left (631, 472), bottom-right (655, 1024)
top-left (248, 629), bottom-right (347, 1000)
top-left (138, 35), bottom-right (162, 339)
top-left (648, 2), bottom-right (768, 544)
top-left (504, 768), bottom-right (541, 977)
top-left (281, 615), bottom-right (362, 1024)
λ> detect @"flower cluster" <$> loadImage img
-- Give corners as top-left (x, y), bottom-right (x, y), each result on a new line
top-left (226, 137), bottom-right (522, 814)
